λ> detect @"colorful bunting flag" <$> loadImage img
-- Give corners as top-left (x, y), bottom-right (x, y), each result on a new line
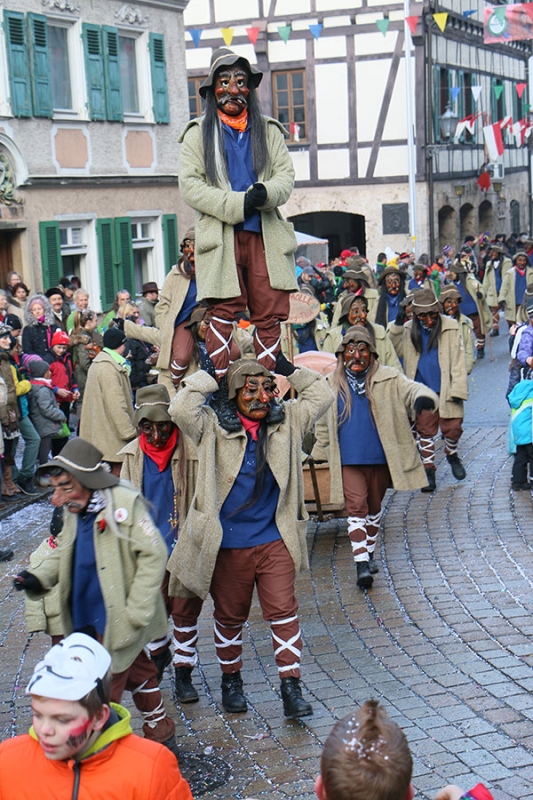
top-left (375, 18), bottom-right (390, 37)
top-left (517, 83), bottom-right (527, 99)
top-left (433, 13), bottom-right (448, 33)
top-left (493, 85), bottom-right (504, 101)
top-left (405, 16), bottom-right (419, 35)
top-left (463, 10), bottom-right (476, 20)
top-left (471, 86), bottom-right (482, 103)
top-left (189, 29), bottom-right (202, 47)
top-left (483, 122), bottom-right (505, 161)
top-left (450, 87), bottom-right (460, 103)
top-left (246, 27), bottom-right (260, 46)
top-left (221, 28), bottom-right (234, 46)
top-left (525, 103), bottom-right (531, 114)
top-left (277, 24), bottom-right (291, 43)
top-left (500, 115), bottom-right (513, 131)
top-left (309, 23), bottom-right (322, 40)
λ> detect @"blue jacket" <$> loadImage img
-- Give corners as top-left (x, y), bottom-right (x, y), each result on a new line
top-left (508, 379), bottom-right (533, 449)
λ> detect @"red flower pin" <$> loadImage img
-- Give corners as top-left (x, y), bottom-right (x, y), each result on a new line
top-left (98, 519), bottom-right (106, 532)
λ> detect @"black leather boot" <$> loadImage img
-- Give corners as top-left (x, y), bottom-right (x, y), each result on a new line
top-left (210, 377), bottom-right (241, 433)
top-left (266, 400), bottom-right (285, 424)
top-left (280, 677), bottom-right (313, 718)
top-left (356, 560), bottom-right (373, 589)
top-left (421, 469), bottom-right (436, 493)
top-left (175, 666), bottom-right (199, 703)
top-left (447, 453), bottom-right (466, 480)
top-left (152, 647), bottom-right (171, 683)
top-left (221, 671), bottom-right (247, 713)
top-left (368, 552), bottom-right (379, 574)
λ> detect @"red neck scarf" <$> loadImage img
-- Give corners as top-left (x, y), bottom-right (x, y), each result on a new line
top-left (218, 109), bottom-right (248, 132)
top-left (516, 266), bottom-right (527, 277)
top-left (139, 427), bottom-right (178, 472)
top-left (237, 412), bottom-right (261, 441)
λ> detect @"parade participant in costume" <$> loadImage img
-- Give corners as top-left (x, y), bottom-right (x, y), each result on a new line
top-left (408, 263), bottom-right (432, 293)
top-left (167, 355), bottom-right (334, 718)
top-left (332, 268), bottom-right (379, 326)
top-left (498, 250), bottom-right (533, 329)
top-left (13, 438), bottom-right (177, 748)
top-left (0, 633), bottom-right (193, 800)
top-left (482, 244), bottom-right (512, 335)
top-left (322, 294), bottom-right (402, 370)
top-left (313, 327), bottom-right (435, 589)
top-left (402, 289), bottom-right (469, 493)
top-left (445, 259), bottom-right (490, 360)
top-left (178, 47), bottom-right (298, 430)
top-left (120, 384), bottom-right (202, 704)
top-left (439, 286), bottom-right (474, 374)
top-left (375, 267), bottom-right (407, 328)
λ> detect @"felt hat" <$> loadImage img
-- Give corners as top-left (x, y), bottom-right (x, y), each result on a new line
top-left (227, 358), bottom-right (272, 400)
top-left (339, 292), bottom-right (368, 321)
top-left (513, 250), bottom-right (528, 263)
top-left (26, 633), bottom-right (111, 702)
top-left (439, 285), bottom-right (463, 303)
top-left (36, 437), bottom-right (119, 490)
top-left (141, 282), bottom-right (160, 295)
top-left (378, 267), bottom-right (404, 285)
top-left (413, 262), bottom-right (429, 273)
top-left (103, 327), bottom-right (127, 350)
top-left (450, 259), bottom-right (468, 275)
top-left (181, 228), bottom-right (195, 244)
top-left (51, 330), bottom-right (70, 347)
top-left (133, 384), bottom-right (172, 425)
top-left (184, 306), bottom-right (208, 329)
top-left (199, 47), bottom-right (262, 98)
top-left (343, 268), bottom-right (368, 284)
top-left (335, 325), bottom-right (378, 356)
top-left (488, 243), bottom-right (503, 254)
top-left (411, 288), bottom-right (440, 315)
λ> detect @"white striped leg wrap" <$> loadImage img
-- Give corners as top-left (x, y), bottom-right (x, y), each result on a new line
top-left (271, 616), bottom-right (301, 674)
top-left (444, 437), bottom-right (458, 456)
top-left (145, 634), bottom-right (171, 654)
top-left (173, 624), bottom-right (199, 667)
top-left (366, 510), bottom-right (382, 552)
top-left (254, 328), bottom-right (280, 365)
top-left (209, 317), bottom-right (234, 375)
top-left (214, 620), bottom-right (243, 666)
top-left (347, 516), bottom-right (368, 561)
top-left (418, 436), bottom-right (435, 467)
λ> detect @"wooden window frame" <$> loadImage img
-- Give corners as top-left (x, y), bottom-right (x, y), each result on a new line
top-left (272, 68), bottom-right (308, 143)
top-left (187, 76), bottom-right (204, 120)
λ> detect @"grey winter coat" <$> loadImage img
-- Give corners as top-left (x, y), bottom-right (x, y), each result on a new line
top-left (27, 381), bottom-right (65, 437)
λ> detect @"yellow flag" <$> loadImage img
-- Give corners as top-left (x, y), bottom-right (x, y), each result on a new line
top-left (221, 27), bottom-right (234, 46)
top-left (433, 12), bottom-right (448, 33)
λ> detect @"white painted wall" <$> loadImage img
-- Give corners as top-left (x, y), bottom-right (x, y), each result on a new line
top-left (267, 39), bottom-right (307, 63)
top-left (317, 148), bottom-right (350, 179)
top-left (213, 0), bottom-right (259, 22)
top-left (315, 63), bottom-right (349, 144)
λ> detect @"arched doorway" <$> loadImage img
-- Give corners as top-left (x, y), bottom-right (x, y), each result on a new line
top-left (479, 200), bottom-right (493, 234)
top-left (287, 211), bottom-right (366, 259)
top-left (438, 205), bottom-right (456, 253)
top-left (510, 199), bottom-right (520, 235)
top-left (460, 203), bottom-right (476, 243)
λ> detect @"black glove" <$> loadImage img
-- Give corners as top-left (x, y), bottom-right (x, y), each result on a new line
top-left (395, 308), bottom-right (407, 326)
top-left (451, 396), bottom-right (463, 403)
top-left (112, 317), bottom-right (125, 332)
top-left (13, 570), bottom-right (43, 592)
top-left (414, 396), bottom-right (435, 414)
top-left (275, 351), bottom-right (297, 376)
top-left (476, 291), bottom-right (483, 299)
top-left (244, 183), bottom-right (267, 216)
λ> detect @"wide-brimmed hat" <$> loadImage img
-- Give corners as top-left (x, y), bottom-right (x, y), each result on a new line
top-left (343, 268), bottom-right (368, 284)
top-left (184, 306), bottom-right (208, 329)
top-left (335, 325), bottom-right (378, 356)
top-left (141, 281), bottom-right (159, 295)
top-left (378, 267), bottom-right (404, 285)
top-left (227, 358), bottom-right (272, 400)
top-left (36, 438), bottom-right (119, 490)
top-left (133, 384), bottom-right (172, 425)
top-left (488, 243), bottom-right (503, 254)
top-left (199, 47), bottom-right (262, 98)
top-left (450, 258), bottom-right (468, 275)
top-left (513, 250), bottom-right (528, 263)
top-left (413, 262), bottom-right (429, 273)
top-left (181, 228), bottom-right (195, 247)
top-left (439, 286), bottom-right (462, 303)
top-left (411, 288), bottom-right (440, 315)
top-left (339, 292), bottom-right (368, 321)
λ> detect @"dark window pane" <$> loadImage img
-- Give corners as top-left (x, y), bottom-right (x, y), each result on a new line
top-left (291, 72), bottom-right (303, 89)
top-left (293, 90), bottom-right (304, 105)
top-left (275, 74), bottom-right (288, 90)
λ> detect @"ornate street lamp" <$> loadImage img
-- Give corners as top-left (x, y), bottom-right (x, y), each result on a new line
top-left (439, 103), bottom-right (458, 141)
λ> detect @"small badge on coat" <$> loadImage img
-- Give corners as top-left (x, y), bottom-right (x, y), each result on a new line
top-left (114, 508), bottom-right (128, 523)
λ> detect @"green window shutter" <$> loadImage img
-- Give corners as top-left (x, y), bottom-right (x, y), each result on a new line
top-left (82, 23), bottom-right (105, 121)
top-left (114, 218), bottom-right (134, 296)
top-left (162, 214), bottom-right (178, 273)
top-left (27, 14), bottom-right (52, 118)
top-left (149, 33), bottom-right (169, 124)
top-left (39, 221), bottom-right (62, 288)
top-left (4, 11), bottom-right (32, 117)
top-left (97, 219), bottom-right (118, 309)
top-left (103, 26), bottom-right (123, 122)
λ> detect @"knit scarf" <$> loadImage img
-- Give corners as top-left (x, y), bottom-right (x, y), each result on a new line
top-left (236, 412), bottom-right (261, 441)
top-left (516, 266), bottom-right (526, 277)
top-left (86, 491), bottom-right (107, 515)
top-left (139, 427), bottom-right (178, 472)
top-left (345, 368), bottom-right (367, 396)
top-left (218, 109), bottom-right (248, 132)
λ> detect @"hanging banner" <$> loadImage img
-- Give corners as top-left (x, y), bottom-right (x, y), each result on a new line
top-left (483, 122), bottom-right (505, 161)
top-left (309, 23), bottom-right (323, 40)
top-left (189, 29), bottom-right (203, 47)
top-left (433, 13), bottom-right (448, 33)
top-left (278, 24), bottom-right (291, 43)
top-left (375, 18), bottom-right (390, 37)
top-left (221, 28), bottom-right (234, 46)
top-left (484, 4), bottom-right (533, 43)
top-left (246, 27), bottom-right (260, 45)
top-left (405, 16), bottom-right (419, 35)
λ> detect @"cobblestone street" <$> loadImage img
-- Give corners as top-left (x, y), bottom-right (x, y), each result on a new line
top-left (2, 413), bottom-right (533, 799)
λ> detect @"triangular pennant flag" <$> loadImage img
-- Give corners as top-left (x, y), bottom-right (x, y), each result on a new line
top-left (524, 103), bottom-right (531, 114)
top-left (494, 6), bottom-right (507, 24)
top-left (471, 85), bottom-right (482, 103)
top-left (494, 85), bottom-right (504, 101)
top-left (433, 12), bottom-right (448, 33)
top-left (405, 16), bottom-right (419, 35)
top-left (221, 28), bottom-right (234, 46)
top-left (189, 29), bottom-right (203, 47)
top-left (375, 18), bottom-right (390, 37)
top-left (501, 115), bottom-right (513, 131)
top-left (309, 23), bottom-right (322, 40)
top-left (246, 27), bottom-right (260, 46)
top-left (277, 24), bottom-right (291, 43)
top-left (462, 10), bottom-right (476, 20)
top-left (450, 86), bottom-right (460, 103)
top-left (483, 122), bottom-right (505, 161)
top-left (517, 83), bottom-right (527, 99)
top-left (454, 120), bottom-right (468, 140)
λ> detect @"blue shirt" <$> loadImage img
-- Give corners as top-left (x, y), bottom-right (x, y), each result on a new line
top-left (415, 326), bottom-right (441, 394)
top-left (143, 455), bottom-right (175, 554)
top-left (174, 279), bottom-right (197, 328)
top-left (71, 512), bottom-right (106, 636)
top-left (386, 293), bottom-right (400, 322)
top-left (222, 124), bottom-right (261, 234)
top-left (337, 388), bottom-right (386, 465)
top-left (220, 434), bottom-right (281, 548)
top-left (515, 269), bottom-right (527, 307)
top-left (455, 280), bottom-right (477, 316)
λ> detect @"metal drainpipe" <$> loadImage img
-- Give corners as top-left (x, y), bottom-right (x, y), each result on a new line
top-left (424, 6), bottom-right (435, 257)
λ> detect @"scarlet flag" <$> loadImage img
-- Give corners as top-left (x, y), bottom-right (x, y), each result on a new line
top-left (483, 122), bottom-right (504, 161)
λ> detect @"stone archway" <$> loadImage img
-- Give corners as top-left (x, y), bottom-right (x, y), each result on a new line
top-left (287, 211), bottom-right (366, 259)
top-left (479, 200), bottom-right (493, 234)
top-left (460, 203), bottom-right (476, 242)
top-left (438, 205), bottom-right (456, 253)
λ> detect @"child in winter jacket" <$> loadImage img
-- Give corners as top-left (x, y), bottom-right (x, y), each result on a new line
top-left (43, 329), bottom-right (79, 454)
top-left (26, 359), bottom-right (66, 466)
top-left (508, 378), bottom-right (533, 490)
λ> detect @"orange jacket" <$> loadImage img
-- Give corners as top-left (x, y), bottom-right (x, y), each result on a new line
top-left (0, 704), bottom-right (192, 800)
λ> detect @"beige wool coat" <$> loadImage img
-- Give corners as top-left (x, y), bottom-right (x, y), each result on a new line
top-left (312, 368), bottom-right (438, 503)
top-left (402, 315), bottom-right (469, 418)
top-left (26, 484), bottom-right (168, 673)
top-left (453, 275), bottom-right (492, 333)
top-left (482, 256), bottom-right (512, 306)
top-left (498, 266), bottom-right (533, 322)
top-left (321, 322), bottom-right (402, 371)
top-left (79, 350), bottom-right (136, 462)
top-left (457, 313), bottom-right (474, 375)
top-left (167, 368), bottom-right (334, 600)
top-left (178, 116), bottom-right (298, 302)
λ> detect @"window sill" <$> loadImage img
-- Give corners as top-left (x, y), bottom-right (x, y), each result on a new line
top-left (124, 114), bottom-right (153, 125)
top-left (53, 111), bottom-right (89, 122)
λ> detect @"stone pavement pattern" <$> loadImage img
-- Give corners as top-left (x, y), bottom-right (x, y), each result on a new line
top-left (1, 423), bottom-right (533, 799)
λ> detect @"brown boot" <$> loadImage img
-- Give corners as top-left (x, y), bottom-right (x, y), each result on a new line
top-left (2, 465), bottom-right (21, 495)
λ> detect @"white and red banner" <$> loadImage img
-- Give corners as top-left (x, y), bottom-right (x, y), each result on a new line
top-left (483, 122), bottom-right (505, 161)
